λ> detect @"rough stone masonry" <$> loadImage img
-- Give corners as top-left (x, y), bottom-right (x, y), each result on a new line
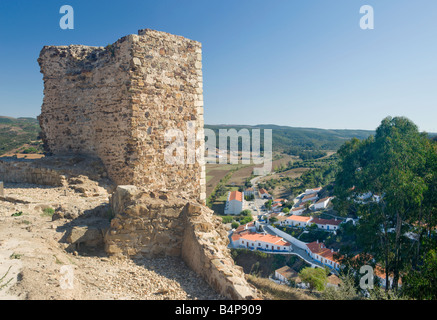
top-left (37, 29), bottom-right (256, 300)
top-left (38, 28), bottom-right (206, 204)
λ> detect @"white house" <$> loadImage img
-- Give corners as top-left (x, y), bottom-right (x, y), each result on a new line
top-left (259, 188), bottom-right (271, 199)
top-left (285, 215), bottom-right (313, 227)
top-left (233, 221), bottom-right (256, 233)
top-left (272, 202), bottom-right (283, 213)
top-left (374, 265), bottom-right (402, 289)
top-left (224, 191), bottom-right (244, 215)
top-left (312, 197), bottom-right (333, 211)
top-left (305, 240), bottom-right (342, 270)
top-left (310, 217), bottom-right (343, 231)
top-left (300, 193), bottom-right (318, 204)
top-left (304, 187), bottom-right (322, 195)
top-left (291, 206), bottom-right (305, 215)
top-left (275, 266), bottom-right (298, 285)
top-left (231, 232), bottom-right (292, 253)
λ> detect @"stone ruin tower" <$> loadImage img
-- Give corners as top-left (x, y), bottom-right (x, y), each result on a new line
top-left (37, 29), bottom-right (256, 300)
top-left (38, 29), bottom-right (206, 204)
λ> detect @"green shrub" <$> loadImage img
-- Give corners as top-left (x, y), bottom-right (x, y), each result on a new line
top-left (41, 207), bottom-right (55, 217)
top-left (240, 209), bottom-right (252, 216)
top-left (222, 215), bottom-right (234, 224)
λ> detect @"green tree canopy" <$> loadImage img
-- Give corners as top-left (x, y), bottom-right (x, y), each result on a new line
top-left (298, 267), bottom-right (328, 292)
top-left (334, 116), bottom-right (435, 292)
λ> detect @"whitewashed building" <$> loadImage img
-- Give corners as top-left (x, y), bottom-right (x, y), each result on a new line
top-left (291, 206), bottom-right (305, 215)
top-left (312, 197), bottom-right (333, 211)
top-left (285, 215), bottom-right (313, 227)
top-left (224, 191), bottom-right (244, 215)
top-left (304, 187), bottom-right (322, 195)
top-left (305, 241), bottom-right (342, 271)
top-left (259, 188), bottom-right (271, 199)
top-left (231, 232), bottom-right (292, 253)
top-left (311, 217), bottom-right (343, 231)
top-left (275, 266), bottom-right (298, 285)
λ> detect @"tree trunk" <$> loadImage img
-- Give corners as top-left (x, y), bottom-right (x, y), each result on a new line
top-left (392, 212), bottom-right (402, 291)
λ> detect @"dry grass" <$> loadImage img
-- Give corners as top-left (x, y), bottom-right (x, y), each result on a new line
top-left (246, 275), bottom-right (316, 300)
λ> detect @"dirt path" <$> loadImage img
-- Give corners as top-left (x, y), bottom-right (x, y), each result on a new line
top-left (0, 183), bottom-right (222, 300)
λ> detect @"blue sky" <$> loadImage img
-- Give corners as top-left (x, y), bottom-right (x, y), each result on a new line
top-left (0, 0), bottom-right (436, 132)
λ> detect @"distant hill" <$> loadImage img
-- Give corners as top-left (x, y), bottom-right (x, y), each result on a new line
top-left (0, 117), bottom-right (434, 158)
top-left (0, 117), bottom-right (42, 155)
top-left (204, 124), bottom-right (375, 155)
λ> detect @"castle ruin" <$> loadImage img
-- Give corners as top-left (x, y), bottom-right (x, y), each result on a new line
top-left (33, 29), bottom-right (256, 300)
top-left (38, 29), bottom-right (206, 204)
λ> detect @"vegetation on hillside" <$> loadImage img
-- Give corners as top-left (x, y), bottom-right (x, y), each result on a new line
top-left (0, 117), bottom-right (43, 155)
top-left (258, 155), bottom-right (339, 198)
top-left (205, 124), bottom-right (374, 155)
top-left (334, 116), bottom-right (437, 299)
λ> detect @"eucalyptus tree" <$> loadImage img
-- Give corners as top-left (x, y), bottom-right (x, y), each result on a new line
top-left (334, 117), bottom-right (431, 292)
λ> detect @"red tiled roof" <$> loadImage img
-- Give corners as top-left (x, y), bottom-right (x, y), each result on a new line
top-left (315, 197), bottom-right (331, 204)
top-left (302, 194), bottom-right (317, 201)
top-left (286, 215), bottom-right (312, 222)
top-left (311, 217), bottom-right (342, 226)
top-left (239, 232), bottom-right (290, 246)
top-left (234, 222), bottom-right (254, 234)
top-left (306, 241), bottom-right (326, 254)
top-left (229, 191), bottom-right (243, 202)
top-left (306, 241), bottom-right (342, 265)
top-left (292, 206), bottom-right (305, 211)
top-left (231, 234), bottom-right (241, 241)
top-left (276, 266), bottom-right (297, 279)
top-left (374, 266), bottom-right (402, 285)
top-left (259, 188), bottom-right (269, 195)
top-left (273, 199), bottom-right (286, 203)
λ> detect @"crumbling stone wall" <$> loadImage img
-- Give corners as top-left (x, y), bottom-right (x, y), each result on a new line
top-left (37, 29), bottom-right (256, 300)
top-left (0, 158), bottom-right (64, 186)
top-left (38, 29), bottom-right (206, 203)
top-left (105, 186), bottom-right (257, 300)
top-left (0, 156), bottom-right (109, 187)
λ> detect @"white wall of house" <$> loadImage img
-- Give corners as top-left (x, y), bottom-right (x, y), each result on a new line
top-left (306, 249), bottom-right (340, 270)
top-left (314, 223), bottom-right (340, 231)
top-left (285, 219), bottom-right (311, 227)
top-left (244, 190), bottom-right (255, 197)
top-left (275, 271), bottom-right (290, 284)
top-left (291, 208), bottom-right (304, 215)
top-left (225, 199), bottom-right (244, 215)
top-left (234, 235), bottom-right (291, 252)
top-left (264, 225), bottom-right (307, 250)
top-left (313, 198), bottom-right (331, 210)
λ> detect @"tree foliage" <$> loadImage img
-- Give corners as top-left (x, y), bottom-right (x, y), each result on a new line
top-left (334, 116), bottom-right (437, 297)
top-left (298, 267), bottom-right (328, 292)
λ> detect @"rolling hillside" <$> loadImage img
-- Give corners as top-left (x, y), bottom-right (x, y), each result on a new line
top-left (0, 116), bottom-right (43, 156)
top-left (205, 124), bottom-right (375, 154)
